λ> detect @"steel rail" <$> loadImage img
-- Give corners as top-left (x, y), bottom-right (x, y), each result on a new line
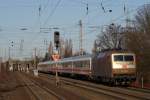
top-left (40, 73), bottom-right (150, 100)
top-left (18, 73), bottom-right (65, 100)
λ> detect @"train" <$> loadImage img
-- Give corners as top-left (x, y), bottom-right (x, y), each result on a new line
top-left (38, 50), bottom-right (136, 85)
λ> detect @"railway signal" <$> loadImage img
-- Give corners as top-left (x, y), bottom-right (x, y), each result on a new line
top-left (54, 31), bottom-right (60, 49)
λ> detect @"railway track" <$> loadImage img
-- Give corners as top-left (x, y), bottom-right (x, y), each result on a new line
top-left (17, 73), bottom-right (65, 100)
top-left (21, 72), bottom-right (89, 100)
top-left (39, 73), bottom-right (150, 100)
top-left (126, 86), bottom-right (150, 94)
top-left (59, 78), bottom-right (150, 100)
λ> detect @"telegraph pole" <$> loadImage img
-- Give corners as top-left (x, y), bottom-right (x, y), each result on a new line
top-left (5, 48), bottom-right (6, 61)
top-left (34, 48), bottom-right (37, 69)
top-left (124, 3), bottom-right (131, 30)
top-left (79, 20), bottom-right (83, 55)
top-left (19, 39), bottom-right (24, 55)
top-left (44, 39), bottom-right (48, 53)
top-left (8, 47), bottom-right (10, 60)
top-left (9, 41), bottom-right (14, 60)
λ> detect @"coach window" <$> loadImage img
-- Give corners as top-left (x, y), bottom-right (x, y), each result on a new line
top-left (85, 61), bottom-right (90, 68)
top-left (63, 63), bottom-right (66, 67)
top-left (74, 62), bottom-right (77, 67)
top-left (74, 61), bottom-right (78, 67)
top-left (64, 62), bottom-right (70, 67)
top-left (67, 62), bottom-right (71, 67)
top-left (65, 62), bottom-right (69, 67)
top-left (63, 63), bottom-right (67, 67)
top-left (82, 61), bottom-right (86, 67)
top-left (58, 63), bottom-right (61, 67)
top-left (79, 61), bottom-right (86, 67)
top-left (68, 62), bottom-right (72, 67)
top-left (59, 63), bottom-right (63, 68)
top-left (80, 61), bottom-right (84, 67)
top-left (74, 61), bottom-right (81, 67)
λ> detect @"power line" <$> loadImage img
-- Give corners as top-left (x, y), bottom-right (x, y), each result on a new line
top-left (67, 0), bottom-right (87, 5)
top-left (42, 0), bottom-right (50, 13)
top-left (0, 5), bottom-right (38, 8)
top-left (39, 0), bottom-right (51, 16)
top-left (22, 0), bottom-right (146, 57)
top-left (43, 0), bottom-right (61, 27)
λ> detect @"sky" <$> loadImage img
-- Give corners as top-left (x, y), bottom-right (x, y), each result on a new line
top-left (0, 0), bottom-right (149, 60)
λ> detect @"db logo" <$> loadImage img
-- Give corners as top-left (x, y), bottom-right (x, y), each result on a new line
top-left (122, 64), bottom-right (127, 69)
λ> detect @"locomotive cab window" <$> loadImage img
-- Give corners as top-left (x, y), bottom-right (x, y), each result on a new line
top-left (114, 55), bottom-right (123, 61)
top-left (124, 55), bottom-right (134, 61)
top-left (113, 54), bottom-right (134, 62)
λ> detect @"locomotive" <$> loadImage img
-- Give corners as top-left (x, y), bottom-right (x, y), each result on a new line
top-left (38, 50), bottom-right (136, 85)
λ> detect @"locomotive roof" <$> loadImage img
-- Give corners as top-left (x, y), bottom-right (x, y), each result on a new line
top-left (61, 55), bottom-right (92, 62)
top-left (95, 50), bottom-right (134, 59)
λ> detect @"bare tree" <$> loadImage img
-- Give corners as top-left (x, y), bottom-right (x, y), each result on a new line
top-left (125, 4), bottom-right (150, 82)
top-left (96, 23), bottom-right (124, 51)
top-left (48, 41), bottom-right (53, 56)
top-left (64, 39), bottom-right (73, 57)
top-left (43, 41), bottom-right (53, 61)
top-left (59, 38), bottom-right (65, 58)
top-left (135, 4), bottom-right (150, 36)
top-left (92, 40), bottom-right (101, 54)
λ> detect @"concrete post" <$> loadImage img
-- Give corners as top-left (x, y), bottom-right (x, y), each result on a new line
top-left (55, 63), bottom-right (60, 86)
top-left (141, 77), bottom-right (144, 88)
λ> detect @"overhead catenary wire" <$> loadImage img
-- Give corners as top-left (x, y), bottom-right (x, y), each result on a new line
top-left (2, 0), bottom-right (146, 58)
top-left (25, 0), bottom-right (54, 51)
top-left (66, 0), bottom-right (87, 5)
top-left (43, 0), bottom-right (61, 27)
top-left (41, 0), bottom-right (50, 14)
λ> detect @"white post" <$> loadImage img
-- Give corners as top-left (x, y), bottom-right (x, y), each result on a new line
top-left (72, 61), bottom-right (73, 73)
top-left (33, 69), bottom-right (38, 76)
top-left (89, 58), bottom-right (92, 70)
top-left (0, 57), bottom-right (2, 72)
top-left (56, 62), bottom-right (59, 86)
top-left (0, 63), bottom-right (1, 73)
top-left (141, 77), bottom-right (143, 88)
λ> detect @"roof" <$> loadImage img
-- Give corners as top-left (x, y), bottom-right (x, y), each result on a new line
top-left (38, 55), bottom-right (92, 65)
